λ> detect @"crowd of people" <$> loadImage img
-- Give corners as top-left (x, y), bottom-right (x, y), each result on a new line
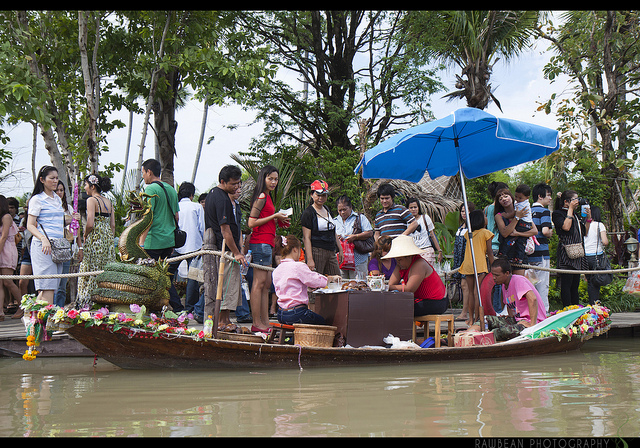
top-left (0, 161), bottom-right (612, 344)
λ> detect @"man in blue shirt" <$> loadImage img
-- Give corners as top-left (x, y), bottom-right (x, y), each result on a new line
top-left (529, 183), bottom-right (553, 313)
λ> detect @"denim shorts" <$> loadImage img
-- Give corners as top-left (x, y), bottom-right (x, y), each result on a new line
top-left (249, 243), bottom-right (272, 266)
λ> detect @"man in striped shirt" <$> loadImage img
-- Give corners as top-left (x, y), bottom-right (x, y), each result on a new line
top-left (373, 183), bottom-right (418, 240)
top-left (529, 183), bottom-right (553, 313)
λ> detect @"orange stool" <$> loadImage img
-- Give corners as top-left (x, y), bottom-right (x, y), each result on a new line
top-left (268, 322), bottom-right (295, 344)
top-left (413, 314), bottom-right (454, 348)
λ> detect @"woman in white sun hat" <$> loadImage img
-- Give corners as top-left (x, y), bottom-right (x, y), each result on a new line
top-left (385, 234), bottom-right (447, 316)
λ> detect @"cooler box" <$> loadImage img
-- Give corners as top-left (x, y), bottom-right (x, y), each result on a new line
top-left (454, 331), bottom-right (495, 347)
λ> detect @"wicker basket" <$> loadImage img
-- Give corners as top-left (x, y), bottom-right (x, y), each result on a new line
top-left (293, 324), bottom-right (337, 347)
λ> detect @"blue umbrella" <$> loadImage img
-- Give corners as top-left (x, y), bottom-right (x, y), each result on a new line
top-left (356, 107), bottom-right (560, 329)
top-left (355, 107), bottom-right (559, 182)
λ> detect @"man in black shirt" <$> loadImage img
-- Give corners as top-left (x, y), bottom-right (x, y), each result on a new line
top-left (203, 165), bottom-right (246, 328)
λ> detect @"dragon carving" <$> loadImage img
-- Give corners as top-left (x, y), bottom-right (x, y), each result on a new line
top-left (91, 191), bottom-right (171, 311)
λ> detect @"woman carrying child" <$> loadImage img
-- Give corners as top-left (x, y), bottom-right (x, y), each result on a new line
top-left (494, 187), bottom-right (538, 274)
top-left (272, 235), bottom-right (341, 325)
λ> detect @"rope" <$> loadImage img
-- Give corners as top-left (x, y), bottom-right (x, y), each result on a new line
top-left (0, 248), bottom-right (274, 280)
top-left (1, 248), bottom-right (637, 280)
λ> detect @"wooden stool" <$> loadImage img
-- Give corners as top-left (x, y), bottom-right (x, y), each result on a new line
top-left (413, 314), bottom-right (454, 348)
top-left (267, 322), bottom-right (295, 344)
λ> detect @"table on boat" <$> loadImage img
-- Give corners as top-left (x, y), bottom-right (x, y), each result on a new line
top-left (309, 290), bottom-right (414, 347)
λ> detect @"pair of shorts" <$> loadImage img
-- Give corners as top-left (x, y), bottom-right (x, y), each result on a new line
top-left (204, 252), bottom-right (241, 316)
top-left (249, 243), bottom-right (272, 266)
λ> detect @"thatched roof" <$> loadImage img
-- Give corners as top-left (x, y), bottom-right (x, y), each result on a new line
top-left (363, 175), bottom-right (462, 224)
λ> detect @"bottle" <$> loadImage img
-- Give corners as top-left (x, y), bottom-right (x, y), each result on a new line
top-left (240, 250), bottom-right (252, 276)
top-left (203, 315), bottom-right (213, 338)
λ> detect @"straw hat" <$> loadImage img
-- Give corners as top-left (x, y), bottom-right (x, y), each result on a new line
top-left (381, 234), bottom-right (426, 259)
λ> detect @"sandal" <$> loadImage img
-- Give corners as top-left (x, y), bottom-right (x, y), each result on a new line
top-left (12, 308), bottom-right (24, 319)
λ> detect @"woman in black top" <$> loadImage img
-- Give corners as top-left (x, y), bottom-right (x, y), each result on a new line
top-left (552, 190), bottom-right (589, 307)
top-left (301, 180), bottom-right (343, 275)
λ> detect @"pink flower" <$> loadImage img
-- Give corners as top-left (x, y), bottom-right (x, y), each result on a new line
top-left (130, 304), bottom-right (141, 313)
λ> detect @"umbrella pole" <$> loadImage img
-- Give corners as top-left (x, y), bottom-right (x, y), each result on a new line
top-left (213, 239), bottom-right (226, 338)
top-left (457, 152), bottom-right (486, 331)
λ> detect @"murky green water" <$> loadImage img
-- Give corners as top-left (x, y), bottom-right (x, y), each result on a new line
top-left (0, 338), bottom-right (638, 438)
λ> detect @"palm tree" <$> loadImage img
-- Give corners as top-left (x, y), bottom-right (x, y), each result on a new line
top-left (407, 10), bottom-right (543, 111)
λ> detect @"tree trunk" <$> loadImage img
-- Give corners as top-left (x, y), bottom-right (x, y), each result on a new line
top-left (135, 12), bottom-right (172, 190)
top-left (153, 68), bottom-right (180, 187)
top-left (78, 11), bottom-right (101, 174)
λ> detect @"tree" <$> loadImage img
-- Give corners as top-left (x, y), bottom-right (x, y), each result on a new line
top-left (238, 11), bottom-right (443, 206)
top-left (111, 11), bottom-right (275, 188)
top-left (537, 10), bottom-right (640, 233)
top-left (0, 11), bottom-right (128, 193)
top-left (404, 10), bottom-right (543, 111)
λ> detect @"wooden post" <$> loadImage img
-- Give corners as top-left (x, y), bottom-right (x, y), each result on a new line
top-left (213, 240), bottom-right (226, 338)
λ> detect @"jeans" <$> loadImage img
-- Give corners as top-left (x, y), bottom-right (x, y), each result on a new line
top-left (249, 243), bottom-right (272, 266)
top-left (170, 251), bottom-right (200, 313)
top-left (235, 267), bottom-right (253, 321)
top-left (146, 247), bottom-right (184, 312)
top-left (54, 260), bottom-right (71, 307)
top-left (277, 305), bottom-right (326, 325)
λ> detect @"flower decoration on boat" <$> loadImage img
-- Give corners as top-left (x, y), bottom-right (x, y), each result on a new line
top-left (537, 304), bottom-right (612, 341)
top-left (19, 295), bottom-right (202, 361)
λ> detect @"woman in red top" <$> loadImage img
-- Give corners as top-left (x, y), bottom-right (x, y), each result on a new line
top-left (247, 165), bottom-right (291, 332)
top-left (386, 235), bottom-right (447, 316)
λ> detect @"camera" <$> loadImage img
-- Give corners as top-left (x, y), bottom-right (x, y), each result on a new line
top-left (578, 198), bottom-right (589, 219)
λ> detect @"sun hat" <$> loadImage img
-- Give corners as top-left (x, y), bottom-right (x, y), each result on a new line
top-left (381, 234), bottom-right (426, 259)
top-left (310, 179), bottom-right (329, 194)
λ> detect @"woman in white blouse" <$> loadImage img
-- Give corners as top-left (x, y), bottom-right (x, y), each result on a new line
top-left (583, 205), bottom-right (608, 305)
top-left (26, 166), bottom-right (67, 304)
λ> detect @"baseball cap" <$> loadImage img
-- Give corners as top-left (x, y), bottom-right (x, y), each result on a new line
top-left (310, 180), bottom-right (329, 194)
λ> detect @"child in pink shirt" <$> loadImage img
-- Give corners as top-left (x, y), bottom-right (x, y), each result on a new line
top-left (272, 235), bottom-right (341, 325)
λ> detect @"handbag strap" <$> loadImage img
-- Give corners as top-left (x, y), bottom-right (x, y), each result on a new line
top-left (153, 181), bottom-right (179, 229)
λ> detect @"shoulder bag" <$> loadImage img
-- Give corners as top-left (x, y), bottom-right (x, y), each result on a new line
top-left (154, 181), bottom-right (186, 249)
top-left (563, 215), bottom-right (585, 259)
top-left (353, 213), bottom-right (375, 254)
top-left (591, 224), bottom-right (613, 287)
top-left (39, 224), bottom-right (72, 263)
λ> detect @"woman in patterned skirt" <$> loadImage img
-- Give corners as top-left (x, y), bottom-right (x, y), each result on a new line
top-left (75, 174), bottom-right (116, 309)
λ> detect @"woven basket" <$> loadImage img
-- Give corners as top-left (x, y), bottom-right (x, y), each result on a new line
top-left (293, 324), bottom-right (337, 347)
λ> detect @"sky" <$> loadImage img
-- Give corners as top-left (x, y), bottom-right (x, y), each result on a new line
top-left (0, 38), bottom-right (571, 200)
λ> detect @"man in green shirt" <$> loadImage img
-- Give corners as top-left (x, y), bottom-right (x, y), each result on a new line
top-left (140, 158), bottom-right (183, 311)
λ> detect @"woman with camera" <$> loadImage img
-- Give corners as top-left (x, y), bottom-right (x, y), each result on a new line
top-left (552, 190), bottom-right (589, 307)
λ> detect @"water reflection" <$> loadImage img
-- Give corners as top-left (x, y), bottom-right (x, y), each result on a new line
top-left (0, 339), bottom-right (638, 437)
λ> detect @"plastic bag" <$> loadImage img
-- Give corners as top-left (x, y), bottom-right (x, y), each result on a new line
top-left (623, 270), bottom-right (640, 295)
top-left (339, 239), bottom-right (355, 270)
top-left (187, 255), bottom-right (204, 283)
top-left (383, 334), bottom-right (421, 349)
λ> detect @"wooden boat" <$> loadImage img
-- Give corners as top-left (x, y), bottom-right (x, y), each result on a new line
top-left (63, 322), bottom-right (589, 370)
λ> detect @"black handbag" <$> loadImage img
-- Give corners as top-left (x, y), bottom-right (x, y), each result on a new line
top-left (352, 213), bottom-right (374, 254)
top-left (154, 181), bottom-right (186, 249)
top-left (591, 227), bottom-right (613, 287)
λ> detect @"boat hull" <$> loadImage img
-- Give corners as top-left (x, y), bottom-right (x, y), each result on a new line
top-left (65, 324), bottom-right (587, 370)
